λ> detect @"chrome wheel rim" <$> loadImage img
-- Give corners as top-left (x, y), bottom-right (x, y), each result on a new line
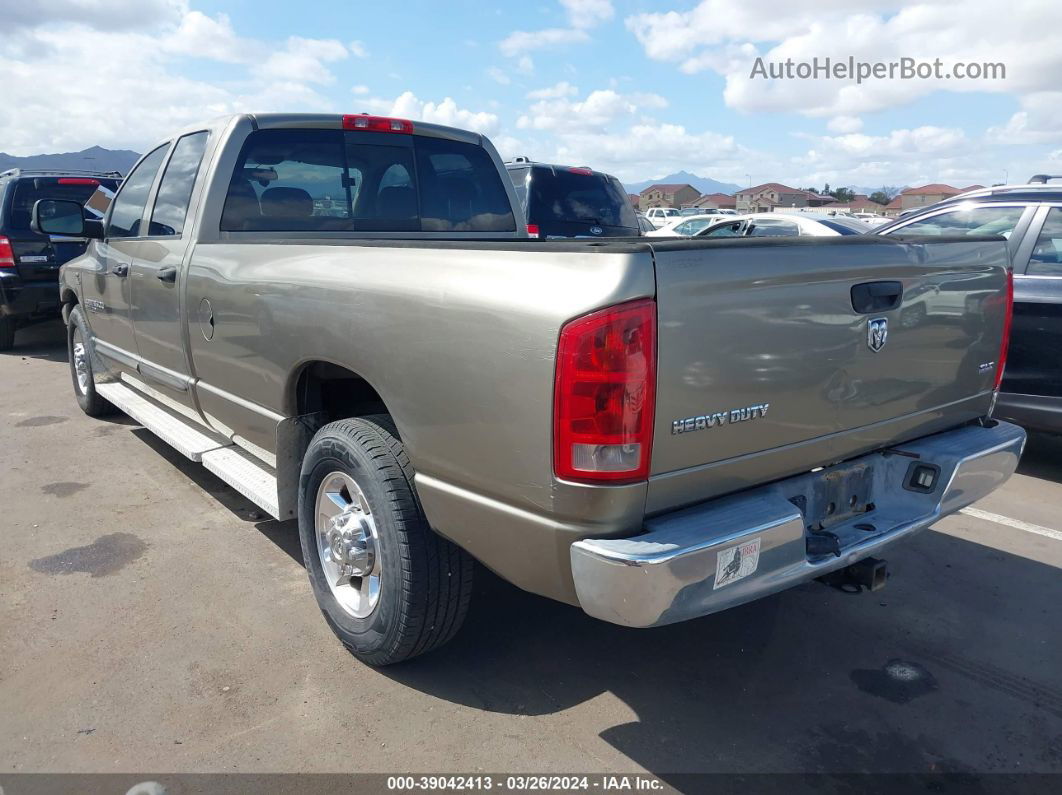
top-left (72, 330), bottom-right (90, 395)
top-left (315, 471), bottom-right (382, 619)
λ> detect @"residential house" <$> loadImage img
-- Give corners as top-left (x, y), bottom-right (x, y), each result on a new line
top-left (639, 183), bottom-right (701, 209)
top-left (734, 183), bottom-right (834, 213)
top-left (628, 193), bottom-right (641, 210)
top-left (690, 192), bottom-right (737, 210)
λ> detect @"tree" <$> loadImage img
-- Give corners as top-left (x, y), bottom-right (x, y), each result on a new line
top-left (869, 191), bottom-right (890, 205)
top-left (831, 187), bottom-right (855, 202)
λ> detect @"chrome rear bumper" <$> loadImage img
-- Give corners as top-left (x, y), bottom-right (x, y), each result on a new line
top-left (570, 420), bottom-right (1026, 627)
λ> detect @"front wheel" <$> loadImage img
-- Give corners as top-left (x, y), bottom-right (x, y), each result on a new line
top-left (67, 305), bottom-right (116, 417)
top-left (298, 415), bottom-right (473, 665)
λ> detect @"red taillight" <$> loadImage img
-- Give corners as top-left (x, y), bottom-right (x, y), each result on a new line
top-left (0, 236), bottom-right (15, 269)
top-left (554, 299), bottom-right (656, 483)
top-left (341, 114), bottom-right (414, 134)
top-left (568, 167), bottom-right (593, 175)
top-left (526, 223), bottom-right (540, 238)
top-left (995, 269), bottom-right (1014, 390)
top-left (58, 178), bottom-right (99, 185)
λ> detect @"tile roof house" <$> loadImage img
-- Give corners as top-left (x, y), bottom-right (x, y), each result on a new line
top-left (898, 184), bottom-right (982, 211)
top-left (628, 193), bottom-right (641, 210)
top-left (691, 192), bottom-right (737, 210)
top-left (821, 194), bottom-right (888, 214)
top-left (734, 183), bottom-right (834, 212)
top-left (639, 183), bottom-right (701, 209)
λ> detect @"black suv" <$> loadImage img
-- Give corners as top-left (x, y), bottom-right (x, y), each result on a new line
top-left (504, 158), bottom-right (639, 238)
top-left (876, 176), bottom-right (1062, 433)
top-left (0, 169), bottom-right (122, 350)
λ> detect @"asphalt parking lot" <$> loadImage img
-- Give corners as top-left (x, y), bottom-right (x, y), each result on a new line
top-left (1, 321), bottom-right (1060, 779)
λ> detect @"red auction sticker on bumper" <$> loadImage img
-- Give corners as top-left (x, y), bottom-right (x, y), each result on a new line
top-left (714, 537), bottom-right (761, 589)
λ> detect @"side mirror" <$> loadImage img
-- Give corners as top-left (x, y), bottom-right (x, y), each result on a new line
top-left (31, 199), bottom-right (103, 239)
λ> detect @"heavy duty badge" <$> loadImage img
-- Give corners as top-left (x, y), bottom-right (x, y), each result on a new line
top-left (671, 403), bottom-right (770, 435)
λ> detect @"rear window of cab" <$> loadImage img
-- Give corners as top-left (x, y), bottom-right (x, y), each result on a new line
top-left (6, 177), bottom-right (120, 232)
top-left (220, 129), bottom-right (516, 233)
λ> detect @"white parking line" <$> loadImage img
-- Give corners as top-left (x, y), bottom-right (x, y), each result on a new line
top-left (959, 507), bottom-right (1062, 542)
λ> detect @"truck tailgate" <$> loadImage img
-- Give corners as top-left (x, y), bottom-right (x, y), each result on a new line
top-left (646, 236), bottom-right (1009, 512)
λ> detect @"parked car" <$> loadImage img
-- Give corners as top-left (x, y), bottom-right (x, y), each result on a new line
top-left (38, 112), bottom-right (1022, 666)
top-left (852, 211), bottom-right (890, 227)
top-left (645, 213), bottom-right (727, 237)
top-left (635, 213), bottom-right (655, 235)
top-left (875, 177), bottom-right (1062, 433)
top-left (0, 168), bottom-right (121, 350)
top-left (694, 212), bottom-right (870, 238)
top-left (505, 159), bottom-right (638, 238)
top-left (644, 206), bottom-right (681, 228)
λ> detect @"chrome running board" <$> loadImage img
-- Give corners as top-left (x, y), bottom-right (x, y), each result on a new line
top-left (95, 381), bottom-right (281, 519)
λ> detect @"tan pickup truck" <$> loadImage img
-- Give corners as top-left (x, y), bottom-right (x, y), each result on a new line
top-left (36, 113), bottom-right (1024, 665)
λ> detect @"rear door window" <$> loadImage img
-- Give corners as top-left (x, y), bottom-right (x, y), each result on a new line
top-left (748, 219), bottom-right (799, 237)
top-left (221, 128), bottom-right (516, 233)
top-left (8, 176), bottom-right (121, 233)
top-left (1027, 207), bottom-right (1062, 276)
top-left (889, 206), bottom-right (1026, 238)
top-left (148, 131), bottom-right (209, 237)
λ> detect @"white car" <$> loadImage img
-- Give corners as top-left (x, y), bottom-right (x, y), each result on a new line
top-left (694, 212), bottom-right (871, 238)
top-left (644, 207), bottom-right (681, 228)
top-left (645, 213), bottom-right (728, 237)
top-left (852, 212), bottom-right (891, 227)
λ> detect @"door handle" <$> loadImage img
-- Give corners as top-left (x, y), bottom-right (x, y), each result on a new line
top-left (157, 266), bottom-right (178, 283)
top-left (851, 280), bottom-right (903, 313)
top-left (111, 263), bottom-right (129, 277)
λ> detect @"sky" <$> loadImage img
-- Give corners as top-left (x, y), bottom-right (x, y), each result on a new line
top-left (1, 0), bottom-right (1060, 189)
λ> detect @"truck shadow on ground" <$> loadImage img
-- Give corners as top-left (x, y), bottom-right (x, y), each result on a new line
top-left (124, 407), bottom-right (1062, 778)
top-left (2, 319), bottom-right (68, 363)
top-left (376, 532), bottom-right (1062, 779)
top-left (1017, 431), bottom-right (1062, 484)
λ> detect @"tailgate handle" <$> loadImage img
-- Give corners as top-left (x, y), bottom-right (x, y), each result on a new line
top-left (851, 281), bottom-right (903, 313)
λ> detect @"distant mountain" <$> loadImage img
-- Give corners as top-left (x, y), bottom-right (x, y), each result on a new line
top-left (623, 170), bottom-right (742, 196)
top-left (0, 145), bottom-right (141, 175)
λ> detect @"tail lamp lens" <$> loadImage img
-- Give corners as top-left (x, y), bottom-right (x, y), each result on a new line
top-left (995, 269), bottom-right (1014, 390)
top-left (0, 236), bottom-right (15, 269)
top-left (554, 299), bottom-right (656, 483)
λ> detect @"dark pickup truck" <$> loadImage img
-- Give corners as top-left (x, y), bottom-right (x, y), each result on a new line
top-left (0, 169), bottom-right (121, 350)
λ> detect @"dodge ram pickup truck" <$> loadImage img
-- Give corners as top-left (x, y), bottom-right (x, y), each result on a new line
top-left (36, 113), bottom-right (1025, 665)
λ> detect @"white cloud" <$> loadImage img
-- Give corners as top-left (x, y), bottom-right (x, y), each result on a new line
top-left (560, 0), bottom-right (614, 29)
top-left (0, 10), bottom-right (358, 155)
top-left (6, 0), bottom-right (184, 31)
top-left (987, 92), bottom-right (1062, 144)
top-left (351, 84), bottom-right (370, 95)
top-left (348, 39), bottom-right (368, 58)
top-left (255, 36), bottom-right (350, 85)
top-left (827, 115), bottom-right (863, 134)
top-left (626, 0), bottom-right (1062, 118)
top-left (499, 27), bottom-right (589, 56)
top-left (163, 10), bottom-right (250, 62)
top-left (527, 82), bottom-right (579, 100)
top-left (387, 92), bottom-right (500, 136)
top-left (486, 66), bottom-right (511, 85)
top-left (516, 55), bottom-right (534, 75)
top-left (516, 89), bottom-right (667, 132)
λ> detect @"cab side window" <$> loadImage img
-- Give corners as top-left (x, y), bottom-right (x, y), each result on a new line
top-left (106, 145), bottom-right (169, 238)
top-left (891, 206), bottom-right (1026, 239)
top-left (149, 131), bottom-right (209, 237)
top-left (1027, 207), bottom-right (1062, 276)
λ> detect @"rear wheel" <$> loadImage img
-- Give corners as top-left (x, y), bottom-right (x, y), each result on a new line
top-left (68, 305), bottom-right (116, 417)
top-left (298, 415), bottom-right (473, 665)
top-left (0, 317), bottom-right (14, 351)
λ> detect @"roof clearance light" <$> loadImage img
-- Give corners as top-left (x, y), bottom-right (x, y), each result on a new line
top-left (341, 115), bottom-right (414, 134)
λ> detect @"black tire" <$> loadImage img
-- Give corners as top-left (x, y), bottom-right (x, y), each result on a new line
top-left (0, 317), bottom-right (14, 351)
top-left (67, 305), bottom-right (117, 417)
top-left (298, 415), bottom-right (473, 665)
